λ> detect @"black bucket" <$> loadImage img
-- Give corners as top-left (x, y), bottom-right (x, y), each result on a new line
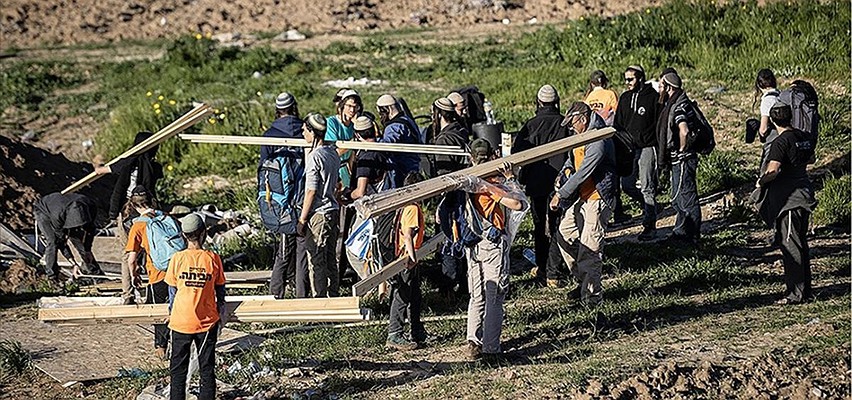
top-left (472, 121), bottom-right (504, 151)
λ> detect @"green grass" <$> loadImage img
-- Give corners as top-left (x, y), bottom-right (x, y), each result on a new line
top-left (0, 340), bottom-right (31, 384)
top-left (813, 173), bottom-right (851, 227)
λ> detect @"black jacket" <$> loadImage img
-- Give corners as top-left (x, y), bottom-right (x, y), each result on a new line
top-left (432, 121), bottom-right (470, 176)
top-left (109, 151), bottom-right (163, 220)
top-left (613, 84), bottom-right (659, 149)
top-left (512, 105), bottom-right (569, 197)
top-left (260, 115), bottom-right (305, 164)
top-left (34, 193), bottom-right (97, 271)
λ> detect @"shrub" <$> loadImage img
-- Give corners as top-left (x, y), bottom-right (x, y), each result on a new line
top-left (697, 150), bottom-right (752, 195)
top-left (0, 340), bottom-right (31, 383)
top-left (813, 174), bottom-right (851, 227)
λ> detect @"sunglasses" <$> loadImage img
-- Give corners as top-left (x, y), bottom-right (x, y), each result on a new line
top-left (624, 77), bottom-right (636, 83)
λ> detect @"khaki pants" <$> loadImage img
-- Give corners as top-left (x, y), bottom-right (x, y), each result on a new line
top-left (306, 210), bottom-right (340, 297)
top-left (555, 199), bottom-right (610, 306)
top-left (466, 236), bottom-right (508, 354)
top-left (116, 215), bottom-right (135, 303)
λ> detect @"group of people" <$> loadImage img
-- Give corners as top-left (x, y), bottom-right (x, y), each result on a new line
top-left (29, 64), bottom-right (818, 395)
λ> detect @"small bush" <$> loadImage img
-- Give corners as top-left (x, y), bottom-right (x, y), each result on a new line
top-left (0, 340), bottom-right (31, 383)
top-left (813, 174), bottom-right (851, 227)
top-left (697, 150), bottom-right (752, 195)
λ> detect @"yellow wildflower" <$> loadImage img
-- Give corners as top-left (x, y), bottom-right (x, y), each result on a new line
top-left (169, 100), bottom-right (176, 105)
top-left (195, 33), bottom-right (202, 40)
top-left (146, 91), bottom-right (153, 97)
top-left (157, 95), bottom-right (164, 101)
top-left (153, 103), bottom-right (160, 109)
top-left (167, 165), bottom-right (174, 171)
top-left (155, 109), bottom-right (161, 115)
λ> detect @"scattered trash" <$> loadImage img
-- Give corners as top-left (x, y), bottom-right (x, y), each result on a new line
top-left (227, 361), bottom-right (243, 376)
top-left (285, 367), bottom-right (304, 378)
top-left (704, 86), bottom-right (726, 94)
top-left (81, 139), bottom-right (94, 149)
top-left (522, 248), bottom-right (536, 265)
top-left (20, 130), bottom-right (36, 141)
top-left (323, 77), bottom-right (385, 88)
top-left (274, 29), bottom-right (306, 42)
top-left (502, 18), bottom-right (511, 25)
top-left (117, 367), bottom-right (148, 378)
top-left (527, 17), bottom-right (538, 25)
top-left (159, 17), bottom-right (166, 26)
top-left (252, 71), bottom-right (263, 79)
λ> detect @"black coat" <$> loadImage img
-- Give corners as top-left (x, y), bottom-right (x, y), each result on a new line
top-left (512, 106), bottom-right (568, 197)
top-left (108, 153), bottom-right (163, 220)
top-left (432, 121), bottom-right (470, 176)
top-left (614, 84), bottom-right (659, 149)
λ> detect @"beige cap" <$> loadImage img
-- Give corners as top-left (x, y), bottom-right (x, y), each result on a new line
top-left (376, 94), bottom-right (396, 107)
top-left (433, 97), bottom-right (455, 112)
top-left (306, 113), bottom-right (327, 132)
top-left (447, 92), bottom-right (465, 105)
top-left (537, 84), bottom-right (558, 103)
top-left (353, 115), bottom-right (374, 131)
top-left (179, 213), bottom-right (205, 234)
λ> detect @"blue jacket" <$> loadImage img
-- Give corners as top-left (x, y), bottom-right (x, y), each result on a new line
top-left (557, 113), bottom-right (617, 210)
top-left (379, 114), bottom-right (421, 174)
top-left (260, 116), bottom-right (304, 165)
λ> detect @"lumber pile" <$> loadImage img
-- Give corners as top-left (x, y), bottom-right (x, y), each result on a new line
top-left (38, 296), bottom-right (369, 324)
top-left (180, 134), bottom-right (470, 156)
top-left (63, 103), bottom-right (213, 194)
top-left (352, 127), bottom-right (615, 219)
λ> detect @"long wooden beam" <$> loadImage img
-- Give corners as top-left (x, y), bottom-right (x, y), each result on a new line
top-left (39, 296), bottom-right (366, 324)
top-left (63, 103), bottom-right (212, 194)
top-left (352, 127), bottom-right (615, 220)
top-left (352, 233), bottom-right (445, 297)
top-left (180, 134), bottom-right (470, 156)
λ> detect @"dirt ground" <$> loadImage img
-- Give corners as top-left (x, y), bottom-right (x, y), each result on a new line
top-left (0, 0), bottom-right (661, 49)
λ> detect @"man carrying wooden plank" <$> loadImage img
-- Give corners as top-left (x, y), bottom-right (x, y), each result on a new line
top-left (297, 113), bottom-right (341, 298)
top-left (549, 102), bottom-right (617, 307)
top-left (165, 213), bottom-right (226, 400)
top-left (34, 192), bottom-right (103, 284)
top-left (439, 138), bottom-right (527, 360)
top-left (258, 92), bottom-right (310, 299)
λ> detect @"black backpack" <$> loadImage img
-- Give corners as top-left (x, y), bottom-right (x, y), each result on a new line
top-left (779, 80), bottom-right (819, 162)
top-left (612, 130), bottom-right (635, 177)
top-left (684, 100), bottom-right (716, 155)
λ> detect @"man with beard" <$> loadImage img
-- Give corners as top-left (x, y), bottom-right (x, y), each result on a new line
top-left (657, 72), bottom-right (701, 245)
top-left (376, 94), bottom-right (422, 188)
top-left (511, 84), bottom-right (569, 287)
top-left (612, 65), bottom-right (660, 240)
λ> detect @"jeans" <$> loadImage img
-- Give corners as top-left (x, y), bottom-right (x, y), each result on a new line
top-left (146, 280), bottom-right (170, 349)
top-left (169, 323), bottom-right (218, 400)
top-left (671, 156), bottom-right (701, 240)
top-left (553, 199), bottom-right (611, 305)
top-left (306, 210), bottom-right (340, 297)
top-left (530, 195), bottom-right (564, 281)
top-left (270, 233), bottom-right (308, 298)
top-left (466, 236), bottom-right (508, 354)
top-left (776, 208), bottom-right (812, 302)
top-left (620, 147), bottom-right (659, 230)
top-left (388, 267), bottom-right (424, 338)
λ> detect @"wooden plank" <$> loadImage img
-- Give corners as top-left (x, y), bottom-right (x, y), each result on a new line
top-left (62, 104), bottom-right (212, 194)
top-left (352, 233), bottom-right (445, 297)
top-left (38, 296), bottom-right (363, 324)
top-left (181, 134), bottom-right (470, 156)
top-left (352, 127), bottom-right (615, 220)
top-left (224, 270), bottom-right (272, 282)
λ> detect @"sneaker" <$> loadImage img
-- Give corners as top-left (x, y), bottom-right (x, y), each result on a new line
top-left (546, 279), bottom-right (563, 289)
top-left (466, 341), bottom-right (482, 360)
top-left (386, 334), bottom-right (417, 351)
top-left (411, 330), bottom-right (429, 344)
top-left (637, 228), bottom-right (656, 241)
top-left (528, 267), bottom-right (538, 278)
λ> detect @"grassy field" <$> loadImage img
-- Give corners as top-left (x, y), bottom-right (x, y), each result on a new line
top-left (0, 1), bottom-right (849, 399)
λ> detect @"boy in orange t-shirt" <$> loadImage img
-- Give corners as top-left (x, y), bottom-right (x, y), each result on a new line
top-left (165, 213), bottom-right (226, 400)
top-left (583, 70), bottom-right (619, 126)
top-left (386, 173), bottom-right (427, 351)
top-left (123, 186), bottom-right (170, 359)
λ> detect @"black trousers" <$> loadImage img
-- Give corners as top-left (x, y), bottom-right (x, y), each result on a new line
top-left (776, 208), bottom-right (812, 302)
top-left (270, 233), bottom-right (309, 298)
top-left (671, 157), bottom-right (701, 240)
top-left (388, 267), bottom-right (424, 338)
top-left (146, 280), bottom-right (170, 349)
top-left (169, 324), bottom-right (218, 400)
top-left (530, 195), bottom-right (564, 281)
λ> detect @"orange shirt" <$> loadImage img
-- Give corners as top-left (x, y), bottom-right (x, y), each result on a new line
top-left (584, 87), bottom-right (618, 124)
top-left (397, 204), bottom-right (425, 255)
top-left (572, 146), bottom-right (601, 201)
top-left (472, 192), bottom-right (506, 230)
top-left (124, 217), bottom-right (167, 284)
top-left (165, 249), bottom-right (226, 334)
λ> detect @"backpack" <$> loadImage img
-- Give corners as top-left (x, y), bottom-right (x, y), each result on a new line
top-left (683, 100), bottom-right (716, 155)
top-left (257, 151), bottom-right (304, 235)
top-left (779, 80), bottom-right (819, 160)
top-left (612, 130), bottom-right (635, 177)
top-left (454, 86), bottom-right (487, 124)
top-left (135, 211), bottom-right (186, 271)
top-left (437, 191), bottom-right (502, 257)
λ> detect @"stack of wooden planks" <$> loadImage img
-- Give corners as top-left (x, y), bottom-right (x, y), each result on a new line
top-left (63, 103), bottom-right (213, 194)
top-left (180, 133), bottom-right (470, 156)
top-left (38, 296), bottom-right (369, 324)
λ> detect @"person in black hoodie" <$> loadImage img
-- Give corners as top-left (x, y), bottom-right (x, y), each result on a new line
top-left (262, 92), bottom-right (310, 299)
top-left (613, 65), bottom-right (660, 240)
top-left (34, 192), bottom-right (102, 281)
top-left (511, 84), bottom-right (569, 286)
top-left (95, 131), bottom-right (164, 222)
top-left (430, 97), bottom-right (470, 298)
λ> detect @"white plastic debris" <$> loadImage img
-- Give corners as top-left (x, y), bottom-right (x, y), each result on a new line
top-left (323, 77), bottom-right (385, 88)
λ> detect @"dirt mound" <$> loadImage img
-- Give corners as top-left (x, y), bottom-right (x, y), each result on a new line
top-left (574, 350), bottom-right (850, 399)
top-left (0, 0), bottom-right (660, 48)
top-left (0, 134), bottom-right (114, 231)
top-left (0, 259), bottom-right (41, 295)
